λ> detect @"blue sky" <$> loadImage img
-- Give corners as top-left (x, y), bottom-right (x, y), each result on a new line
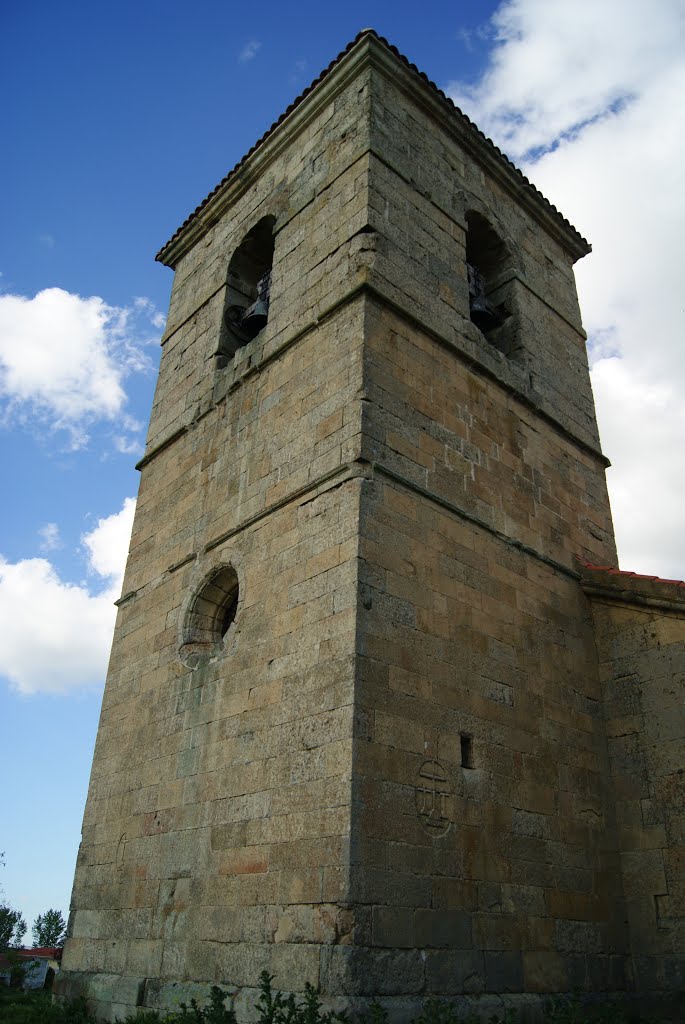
top-left (1, 0), bottom-right (683, 936)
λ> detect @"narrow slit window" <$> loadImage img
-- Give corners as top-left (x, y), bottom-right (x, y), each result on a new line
top-left (460, 734), bottom-right (474, 769)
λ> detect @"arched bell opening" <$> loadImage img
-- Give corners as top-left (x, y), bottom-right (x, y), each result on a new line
top-left (217, 216), bottom-right (275, 365)
top-left (465, 212), bottom-right (518, 358)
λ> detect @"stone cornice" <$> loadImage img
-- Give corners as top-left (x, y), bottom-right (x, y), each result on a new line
top-left (365, 39), bottom-right (590, 263)
top-left (156, 31), bottom-right (590, 269)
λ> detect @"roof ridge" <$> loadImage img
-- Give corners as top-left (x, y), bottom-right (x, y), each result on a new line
top-left (156, 28), bottom-right (588, 262)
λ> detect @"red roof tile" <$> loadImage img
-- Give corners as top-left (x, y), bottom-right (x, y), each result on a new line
top-left (0, 947), bottom-right (62, 970)
top-left (581, 561), bottom-right (685, 588)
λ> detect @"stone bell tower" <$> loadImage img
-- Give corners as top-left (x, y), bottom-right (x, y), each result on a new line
top-left (56, 30), bottom-right (684, 1022)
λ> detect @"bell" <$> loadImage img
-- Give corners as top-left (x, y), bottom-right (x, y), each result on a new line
top-left (467, 262), bottom-right (501, 332)
top-left (240, 298), bottom-right (269, 335)
top-left (470, 293), bottom-right (500, 331)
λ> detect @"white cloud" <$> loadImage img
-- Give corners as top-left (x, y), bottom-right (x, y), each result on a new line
top-left (239, 39), bottom-right (261, 63)
top-left (113, 435), bottom-right (144, 457)
top-left (591, 359), bottom-right (685, 579)
top-left (38, 523), bottom-right (62, 552)
top-left (449, 0), bottom-right (685, 163)
top-left (134, 295), bottom-right (166, 330)
top-left (0, 287), bottom-right (160, 449)
top-left (0, 498), bottom-right (136, 696)
top-left (82, 497), bottom-right (136, 585)
top-left (448, 0), bottom-right (685, 579)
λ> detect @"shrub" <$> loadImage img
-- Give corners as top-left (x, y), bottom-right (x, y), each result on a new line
top-left (0, 974), bottom-right (662, 1024)
top-left (0, 987), bottom-right (95, 1024)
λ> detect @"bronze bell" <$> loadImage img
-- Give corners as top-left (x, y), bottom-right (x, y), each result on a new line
top-left (240, 269), bottom-right (271, 337)
top-left (240, 298), bottom-right (269, 334)
top-left (467, 262), bottom-right (501, 332)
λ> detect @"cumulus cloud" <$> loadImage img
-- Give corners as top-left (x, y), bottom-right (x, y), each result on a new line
top-left (239, 39), bottom-right (261, 63)
top-left (83, 497), bottom-right (136, 583)
top-left (0, 286), bottom-right (160, 449)
top-left (0, 498), bottom-right (136, 696)
top-left (450, 0), bottom-right (685, 163)
top-left (449, 0), bottom-right (685, 579)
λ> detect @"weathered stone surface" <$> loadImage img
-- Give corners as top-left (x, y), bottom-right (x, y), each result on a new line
top-left (57, 28), bottom-right (683, 1021)
top-left (582, 564), bottom-right (685, 998)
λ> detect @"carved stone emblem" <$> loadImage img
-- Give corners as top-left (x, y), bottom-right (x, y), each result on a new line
top-left (415, 759), bottom-right (453, 837)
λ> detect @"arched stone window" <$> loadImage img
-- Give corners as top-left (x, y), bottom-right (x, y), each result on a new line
top-left (179, 565), bottom-right (239, 668)
top-left (217, 216), bottom-right (275, 366)
top-left (465, 211), bottom-right (518, 358)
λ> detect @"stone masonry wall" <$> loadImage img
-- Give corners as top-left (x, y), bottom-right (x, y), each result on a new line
top-left (365, 62), bottom-right (603, 460)
top-left (330, 58), bottom-right (625, 999)
top-left (360, 300), bottom-right (616, 573)
top-left (59, 59), bottom-right (380, 1014)
top-left (60, 300), bottom-right (365, 1016)
top-left (146, 68), bottom-right (380, 458)
top-left (58, 30), bottom-right (652, 1020)
top-left (583, 569), bottom-right (685, 1003)
top-left (340, 297), bottom-right (626, 1002)
top-left (349, 479), bottom-right (625, 999)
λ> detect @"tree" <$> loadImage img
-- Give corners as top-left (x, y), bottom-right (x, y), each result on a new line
top-left (32, 908), bottom-right (67, 947)
top-left (0, 853), bottom-right (27, 950)
top-left (0, 855), bottom-right (30, 987)
top-left (0, 903), bottom-right (27, 949)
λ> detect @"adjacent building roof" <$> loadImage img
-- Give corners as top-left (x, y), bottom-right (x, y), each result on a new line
top-left (579, 559), bottom-right (685, 610)
top-left (0, 947), bottom-right (62, 971)
top-left (156, 28), bottom-right (590, 266)
top-left (582, 562), bottom-right (685, 589)
top-left (23, 947), bottom-right (62, 959)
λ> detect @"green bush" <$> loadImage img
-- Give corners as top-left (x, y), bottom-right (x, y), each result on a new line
top-left (0, 976), bottom-right (660, 1024)
top-left (0, 986), bottom-right (95, 1024)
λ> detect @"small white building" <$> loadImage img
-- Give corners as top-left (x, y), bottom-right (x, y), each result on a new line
top-left (0, 947), bottom-right (61, 989)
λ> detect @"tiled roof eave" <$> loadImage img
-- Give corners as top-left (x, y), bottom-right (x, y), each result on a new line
top-left (579, 559), bottom-right (685, 613)
top-left (156, 29), bottom-right (590, 269)
top-left (156, 32), bottom-right (375, 269)
top-left (366, 40), bottom-right (590, 262)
